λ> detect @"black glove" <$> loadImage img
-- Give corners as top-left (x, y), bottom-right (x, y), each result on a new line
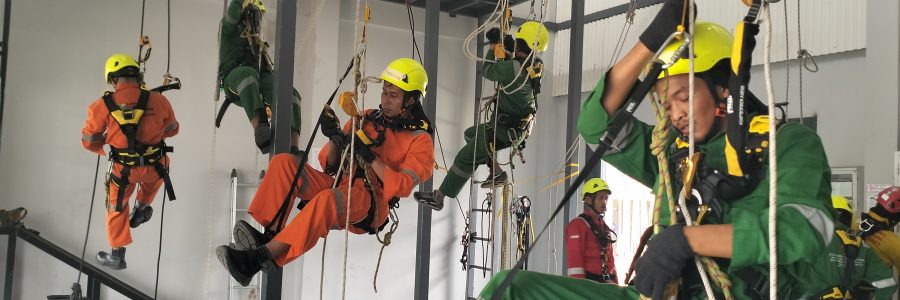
top-left (503, 35), bottom-right (516, 53)
top-left (633, 224), bottom-right (694, 300)
top-left (319, 106), bottom-right (343, 139)
top-left (486, 27), bottom-right (501, 44)
top-left (639, 0), bottom-right (695, 51)
top-left (350, 133), bottom-right (376, 163)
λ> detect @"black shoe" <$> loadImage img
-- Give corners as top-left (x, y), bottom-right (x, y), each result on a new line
top-left (233, 220), bottom-right (275, 272)
top-left (129, 205), bottom-right (153, 228)
top-left (480, 171), bottom-right (508, 188)
top-left (255, 123), bottom-right (272, 154)
top-left (216, 245), bottom-right (271, 287)
top-left (414, 190), bottom-right (444, 211)
top-left (96, 248), bottom-right (126, 270)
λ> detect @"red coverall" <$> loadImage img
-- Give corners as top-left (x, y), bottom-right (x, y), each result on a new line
top-left (81, 82), bottom-right (179, 248)
top-left (248, 110), bottom-right (434, 266)
top-left (565, 214), bottom-right (617, 284)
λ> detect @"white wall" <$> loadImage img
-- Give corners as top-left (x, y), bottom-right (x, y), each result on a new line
top-left (0, 0), bottom-right (476, 299)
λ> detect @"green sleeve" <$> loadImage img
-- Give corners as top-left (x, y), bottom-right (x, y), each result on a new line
top-left (576, 75), bottom-right (659, 188)
top-left (730, 123), bottom-right (835, 269)
top-left (482, 50), bottom-right (517, 82)
top-left (223, 0), bottom-right (244, 26)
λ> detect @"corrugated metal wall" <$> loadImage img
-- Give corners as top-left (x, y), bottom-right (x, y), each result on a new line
top-left (552, 0), bottom-right (866, 96)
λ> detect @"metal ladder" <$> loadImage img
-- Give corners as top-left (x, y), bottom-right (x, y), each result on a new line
top-left (464, 189), bottom-right (501, 300)
top-left (227, 168), bottom-right (265, 300)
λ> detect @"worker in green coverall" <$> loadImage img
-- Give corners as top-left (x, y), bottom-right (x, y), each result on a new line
top-left (791, 195), bottom-right (896, 299)
top-left (414, 21), bottom-right (549, 211)
top-left (479, 0), bottom-right (837, 299)
top-left (219, 0), bottom-right (301, 153)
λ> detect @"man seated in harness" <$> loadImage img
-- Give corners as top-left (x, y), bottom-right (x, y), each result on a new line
top-left (478, 1), bottom-right (836, 299)
top-left (792, 195), bottom-right (896, 300)
top-left (566, 178), bottom-right (619, 284)
top-left (81, 53), bottom-right (179, 270)
top-left (215, 58), bottom-right (435, 286)
top-left (414, 21), bottom-right (549, 211)
top-left (218, 0), bottom-right (302, 153)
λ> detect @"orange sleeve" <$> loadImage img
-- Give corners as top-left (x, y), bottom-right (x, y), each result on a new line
top-left (156, 93), bottom-right (179, 138)
top-left (566, 220), bottom-right (587, 279)
top-left (81, 100), bottom-right (107, 156)
top-left (380, 133), bottom-right (434, 200)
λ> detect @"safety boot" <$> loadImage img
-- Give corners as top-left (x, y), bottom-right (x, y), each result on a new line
top-left (129, 204), bottom-right (153, 228)
top-left (216, 244), bottom-right (272, 287)
top-left (232, 220), bottom-right (276, 272)
top-left (96, 247), bottom-right (126, 270)
top-left (254, 111), bottom-right (273, 154)
top-left (480, 171), bottom-right (509, 189)
top-left (414, 190), bottom-right (445, 211)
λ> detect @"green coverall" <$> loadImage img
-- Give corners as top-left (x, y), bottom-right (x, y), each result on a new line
top-left (479, 76), bottom-right (836, 300)
top-left (219, 0), bottom-right (301, 131)
top-left (438, 51), bottom-right (537, 198)
top-left (790, 227), bottom-right (897, 299)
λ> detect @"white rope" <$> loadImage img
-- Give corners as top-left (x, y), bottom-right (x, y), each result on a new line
top-left (680, 1), bottom-right (715, 298)
top-left (463, 0), bottom-right (505, 62)
top-left (341, 1), bottom-right (366, 298)
top-left (762, 4), bottom-right (778, 299)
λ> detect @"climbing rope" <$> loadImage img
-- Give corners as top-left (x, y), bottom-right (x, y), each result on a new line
top-left (71, 155), bottom-right (101, 297)
top-left (137, 0), bottom-right (152, 75)
top-left (762, 3), bottom-right (779, 298)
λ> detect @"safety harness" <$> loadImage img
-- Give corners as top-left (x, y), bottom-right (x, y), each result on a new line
top-left (102, 90), bottom-right (175, 212)
top-left (577, 213), bottom-right (618, 283)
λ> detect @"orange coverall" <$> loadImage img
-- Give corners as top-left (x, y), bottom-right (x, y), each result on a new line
top-left (81, 82), bottom-right (179, 248)
top-left (248, 111), bottom-right (434, 266)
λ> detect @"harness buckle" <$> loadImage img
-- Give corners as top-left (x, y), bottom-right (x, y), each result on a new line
top-left (858, 219), bottom-right (875, 233)
top-left (602, 274), bottom-right (612, 281)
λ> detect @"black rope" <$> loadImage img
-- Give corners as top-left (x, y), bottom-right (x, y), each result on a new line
top-left (489, 62), bottom-right (668, 300)
top-left (405, 0), bottom-right (423, 62)
top-left (153, 191), bottom-right (168, 299)
top-left (267, 57), bottom-right (356, 233)
top-left (166, 0), bottom-right (172, 73)
top-left (74, 155), bottom-right (102, 287)
top-left (139, 0), bottom-right (146, 56)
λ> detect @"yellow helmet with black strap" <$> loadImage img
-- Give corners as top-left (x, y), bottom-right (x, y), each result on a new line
top-left (514, 21), bottom-right (550, 52)
top-left (104, 53), bottom-right (141, 84)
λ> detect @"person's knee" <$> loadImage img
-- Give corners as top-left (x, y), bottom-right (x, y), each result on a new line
top-left (270, 153), bottom-right (298, 168)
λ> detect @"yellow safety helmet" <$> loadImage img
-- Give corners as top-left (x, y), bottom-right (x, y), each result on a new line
top-left (242, 0), bottom-right (267, 13)
top-left (515, 21), bottom-right (550, 52)
top-left (380, 58), bottom-right (428, 95)
top-left (832, 195), bottom-right (852, 214)
top-left (582, 178), bottom-right (611, 198)
top-left (104, 53), bottom-right (141, 83)
top-left (657, 22), bottom-right (733, 79)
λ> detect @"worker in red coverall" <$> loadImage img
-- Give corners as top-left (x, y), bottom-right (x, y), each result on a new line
top-left (216, 58), bottom-right (435, 286)
top-left (566, 178), bottom-right (618, 284)
top-left (81, 53), bottom-right (179, 270)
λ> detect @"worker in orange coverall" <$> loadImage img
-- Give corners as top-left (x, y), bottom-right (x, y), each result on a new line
top-left (216, 58), bottom-right (435, 286)
top-left (81, 53), bottom-right (179, 270)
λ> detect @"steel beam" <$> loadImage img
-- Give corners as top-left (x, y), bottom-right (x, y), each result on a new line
top-left (562, 0), bottom-right (584, 276)
top-left (414, 0), bottom-right (439, 299)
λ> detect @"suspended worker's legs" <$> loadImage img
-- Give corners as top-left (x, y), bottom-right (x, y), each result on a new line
top-left (231, 153), bottom-right (334, 272)
top-left (128, 158), bottom-right (167, 229)
top-left (224, 66), bottom-right (272, 153)
top-left (218, 180), bottom-right (371, 286)
top-left (99, 164), bottom-right (163, 270)
top-left (479, 270), bottom-right (639, 300)
top-left (415, 123), bottom-right (514, 210)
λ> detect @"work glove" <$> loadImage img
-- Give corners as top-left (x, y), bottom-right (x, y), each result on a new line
top-left (633, 224), bottom-right (694, 300)
top-left (319, 105), bottom-right (343, 138)
top-left (486, 27), bottom-right (502, 44)
top-left (639, 0), bottom-right (695, 52)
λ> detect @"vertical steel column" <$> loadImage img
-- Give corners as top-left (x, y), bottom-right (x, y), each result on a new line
top-left (414, 0), bottom-right (439, 299)
top-left (0, 0), bottom-right (11, 155)
top-left (3, 228), bottom-right (15, 300)
top-left (562, 0), bottom-right (585, 276)
top-left (264, 0), bottom-right (298, 298)
top-left (86, 276), bottom-right (101, 300)
top-left (463, 16), bottom-right (485, 300)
